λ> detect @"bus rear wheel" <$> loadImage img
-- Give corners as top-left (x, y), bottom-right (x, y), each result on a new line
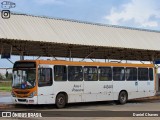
top-left (56, 93), bottom-right (67, 109)
top-left (118, 91), bottom-right (128, 104)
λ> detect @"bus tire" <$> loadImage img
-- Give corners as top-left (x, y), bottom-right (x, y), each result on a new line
top-left (56, 93), bottom-right (67, 109)
top-left (118, 91), bottom-right (128, 104)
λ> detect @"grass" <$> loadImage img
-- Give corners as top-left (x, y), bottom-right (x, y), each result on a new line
top-left (0, 87), bottom-right (11, 92)
top-left (0, 81), bottom-right (12, 92)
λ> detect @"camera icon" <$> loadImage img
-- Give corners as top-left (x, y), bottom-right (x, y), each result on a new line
top-left (1, 10), bottom-right (10, 19)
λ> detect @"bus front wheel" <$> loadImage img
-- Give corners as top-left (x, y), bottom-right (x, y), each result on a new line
top-left (118, 91), bottom-right (128, 104)
top-left (56, 93), bottom-right (67, 108)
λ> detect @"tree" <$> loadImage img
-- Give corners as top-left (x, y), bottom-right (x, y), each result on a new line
top-left (0, 73), bottom-right (5, 80)
top-left (6, 73), bottom-right (12, 80)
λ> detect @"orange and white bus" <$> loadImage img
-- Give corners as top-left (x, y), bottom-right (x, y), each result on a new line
top-left (11, 60), bottom-right (156, 108)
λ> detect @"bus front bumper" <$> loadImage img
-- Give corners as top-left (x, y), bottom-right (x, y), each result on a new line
top-left (11, 96), bottom-right (38, 104)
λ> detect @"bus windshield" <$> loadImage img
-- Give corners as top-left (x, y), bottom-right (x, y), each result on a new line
top-left (12, 62), bottom-right (36, 89)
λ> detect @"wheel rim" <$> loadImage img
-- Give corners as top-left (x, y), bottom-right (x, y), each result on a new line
top-left (58, 96), bottom-right (64, 105)
top-left (120, 93), bottom-right (126, 102)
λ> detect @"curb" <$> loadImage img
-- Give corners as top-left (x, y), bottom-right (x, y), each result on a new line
top-left (133, 95), bottom-right (160, 101)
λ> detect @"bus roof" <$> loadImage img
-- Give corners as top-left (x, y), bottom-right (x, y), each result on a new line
top-left (1, 13), bottom-right (160, 61)
top-left (16, 60), bottom-right (154, 68)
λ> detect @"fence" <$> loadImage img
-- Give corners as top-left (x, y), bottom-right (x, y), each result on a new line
top-left (0, 68), bottom-right (12, 92)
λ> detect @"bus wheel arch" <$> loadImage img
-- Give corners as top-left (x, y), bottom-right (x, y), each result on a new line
top-left (117, 90), bottom-right (128, 105)
top-left (55, 92), bottom-right (68, 109)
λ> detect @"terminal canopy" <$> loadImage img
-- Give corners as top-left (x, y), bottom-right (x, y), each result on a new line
top-left (0, 13), bottom-right (160, 61)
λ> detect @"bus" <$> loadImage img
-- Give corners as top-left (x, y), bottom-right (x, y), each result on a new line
top-left (11, 60), bottom-right (156, 108)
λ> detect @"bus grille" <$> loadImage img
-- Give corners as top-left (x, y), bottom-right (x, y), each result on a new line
top-left (18, 99), bottom-right (27, 102)
top-left (15, 91), bottom-right (29, 94)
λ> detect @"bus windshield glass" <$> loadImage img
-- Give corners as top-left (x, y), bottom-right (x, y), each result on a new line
top-left (12, 62), bottom-right (36, 89)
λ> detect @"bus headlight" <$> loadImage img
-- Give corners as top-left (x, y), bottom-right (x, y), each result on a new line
top-left (28, 91), bottom-right (37, 98)
top-left (11, 91), bottom-right (16, 97)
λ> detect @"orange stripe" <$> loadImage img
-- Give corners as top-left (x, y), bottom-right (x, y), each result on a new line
top-left (18, 60), bottom-right (154, 68)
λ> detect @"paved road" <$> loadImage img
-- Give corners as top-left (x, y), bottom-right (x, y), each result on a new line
top-left (0, 92), bottom-right (12, 104)
top-left (0, 96), bottom-right (12, 104)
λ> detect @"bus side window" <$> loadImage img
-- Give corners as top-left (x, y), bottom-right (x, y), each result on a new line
top-left (99, 67), bottom-right (112, 81)
top-left (54, 65), bottom-right (67, 81)
top-left (84, 66), bottom-right (98, 81)
top-left (68, 66), bottom-right (83, 81)
top-left (138, 68), bottom-right (149, 81)
top-left (149, 68), bottom-right (153, 81)
top-left (113, 67), bottom-right (125, 81)
top-left (38, 68), bottom-right (52, 87)
top-left (126, 67), bottom-right (137, 81)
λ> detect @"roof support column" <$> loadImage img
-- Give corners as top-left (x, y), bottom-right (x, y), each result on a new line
top-left (105, 58), bottom-right (110, 63)
top-left (151, 55), bottom-right (155, 64)
top-left (69, 47), bottom-right (72, 61)
top-left (20, 51), bottom-right (24, 60)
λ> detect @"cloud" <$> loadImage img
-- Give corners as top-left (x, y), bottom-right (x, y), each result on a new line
top-left (141, 21), bottom-right (158, 27)
top-left (104, 0), bottom-right (160, 27)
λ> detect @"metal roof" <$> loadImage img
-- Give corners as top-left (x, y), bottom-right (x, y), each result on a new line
top-left (0, 12), bottom-right (160, 61)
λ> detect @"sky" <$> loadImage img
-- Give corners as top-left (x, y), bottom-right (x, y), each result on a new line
top-left (0, 0), bottom-right (160, 68)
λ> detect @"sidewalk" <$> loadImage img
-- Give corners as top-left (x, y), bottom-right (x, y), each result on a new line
top-left (0, 92), bottom-right (12, 109)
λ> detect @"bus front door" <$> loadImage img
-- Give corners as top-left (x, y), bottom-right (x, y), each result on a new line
top-left (37, 66), bottom-right (54, 104)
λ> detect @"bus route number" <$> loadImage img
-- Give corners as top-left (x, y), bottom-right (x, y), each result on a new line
top-left (103, 85), bottom-right (113, 89)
